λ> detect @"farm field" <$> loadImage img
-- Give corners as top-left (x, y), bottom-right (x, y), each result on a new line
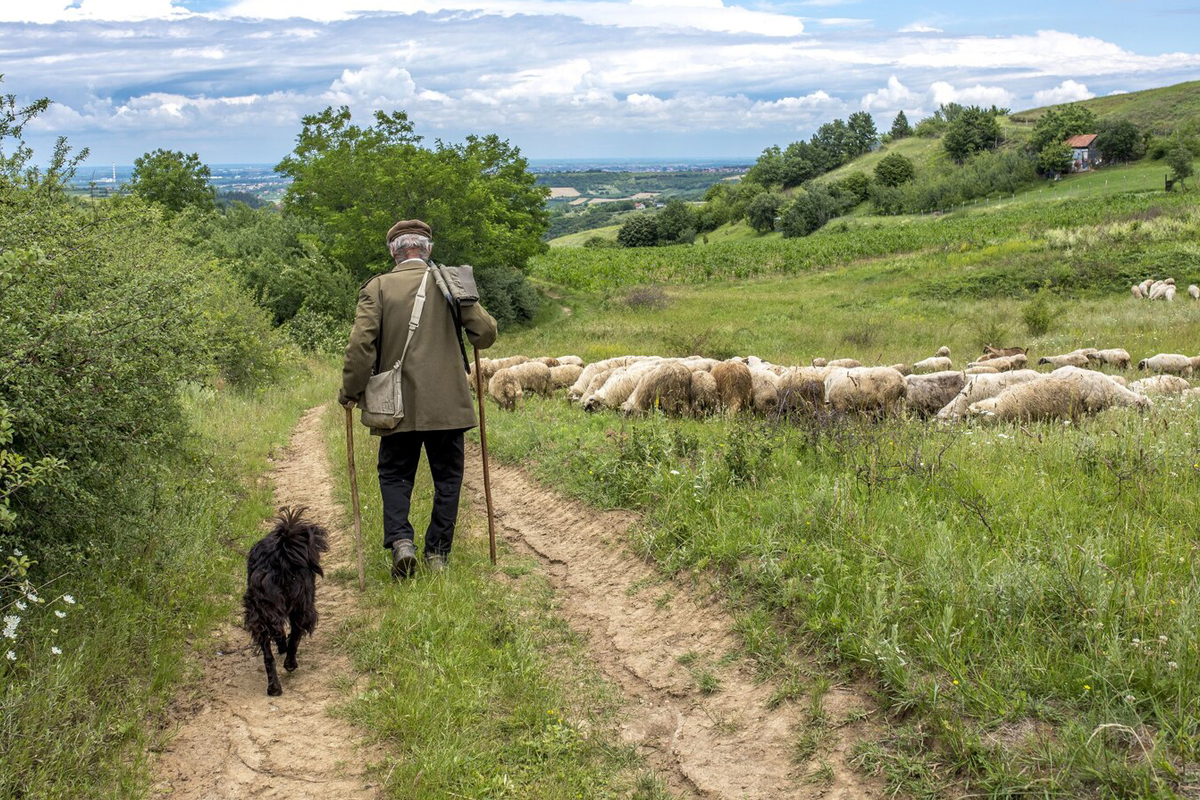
top-left (481, 189), bottom-right (1200, 797)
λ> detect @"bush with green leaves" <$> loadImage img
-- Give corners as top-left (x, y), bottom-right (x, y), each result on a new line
top-left (873, 153), bottom-right (915, 187)
top-left (1167, 145), bottom-right (1194, 189)
top-left (654, 199), bottom-right (698, 244)
top-left (943, 106), bottom-right (1002, 161)
top-left (1030, 103), bottom-right (1098, 153)
top-left (746, 191), bottom-right (786, 233)
top-left (617, 213), bottom-right (659, 247)
top-left (1037, 143), bottom-right (1074, 176)
top-left (870, 148), bottom-right (1036, 214)
top-left (780, 184), bottom-right (852, 238)
top-left (130, 148), bottom-right (216, 216)
top-left (1094, 118), bottom-right (1144, 164)
top-left (836, 171), bottom-right (872, 202)
top-left (890, 110), bottom-right (912, 140)
top-left (276, 106), bottom-right (548, 328)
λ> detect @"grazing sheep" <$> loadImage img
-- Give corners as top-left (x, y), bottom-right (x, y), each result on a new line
top-left (623, 362), bottom-right (693, 416)
top-left (979, 346), bottom-right (1027, 361)
top-left (1138, 353), bottom-right (1195, 377)
top-left (825, 367), bottom-right (906, 415)
top-left (968, 354), bottom-right (1028, 372)
top-left (682, 356), bottom-right (720, 372)
top-left (1130, 375), bottom-right (1191, 396)
top-left (1149, 282), bottom-right (1169, 301)
top-left (936, 369), bottom-right (1043, 420)
top-left (811, 358), bottom-right (828, 368)
top-left (487, 369), bottom-right (523, 410)
top-left (534, 356), bottom-right (561, 368)
top-left (1166, 285), bottom-right (1177, 301)
top-left (569, 356), bottom-right (644, 400)
top-left (549, 364), bottom-right (584, 390)
top-left (749, 370), bottom-right (781, 415)
top-left (777, 367), bottom-right (827, 413)
top-left (1167, 278), bottom-right (1177, 285)
top-left (913, 356), bottom-right (953, 374)
top-left (689, 370), bottom-right (719, 416)
top-left (711, 361), bottom-right (754, 414)
top-left (584, 360), bottom-right (663, 411)
top-left (968, 374), bottom-right (1149, 422)
top-left (1140, 278), bottom-right (1154, 296)
top-left (556, 355), bottom-right (585, 367)
top-left (889, 363), bottom-right (913, 377)
top-left (504, 361), bottom-right (553, 396)
top-left (965, 365), bottom-right (999, 375)
top-left (479, 355), bottom-right (530, 384)
top-left (1131, 284), bottom-right (1145, 299)
top-left (1038, 352), bottom-right (1090, 369)
top-left (1086, 349), bottom-right (1131, 370)
top-left (935, 346), bottom-right (951, 358)
top-left (1190, 285), bottom-right (1199, 301)
top-left (827, 358), bottom-right (862, 369)
top-left (904, 371), bottom-right (967, 417)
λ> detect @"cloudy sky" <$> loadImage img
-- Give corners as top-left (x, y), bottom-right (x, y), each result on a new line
top-left (3, 0), bottom-right (1199, 164)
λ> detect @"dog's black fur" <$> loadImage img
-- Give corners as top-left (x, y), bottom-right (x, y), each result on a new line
top-left (243, 506), bottom-right (329, 696)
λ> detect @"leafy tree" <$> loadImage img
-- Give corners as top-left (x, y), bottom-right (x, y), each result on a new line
top-left (276, 106), bottom-right (548, 327)
top-left (935, 103), bottom-right (967, 123)
top-left (1037, 143), bottom-right (1073, 176)
top-left (890, 111), bottom-right (913, 140)
top-left (1030, 104), bottom-right (1098, 152)
top-left (846, 111), bottom-right (880, 157)
top-left (780, 185), bottom-right (848, 238)
top-left (874, 153), bottom-right (915, 187)
top-left (1094, 118), bottom-right (1144, 163)
top-left (617, 213), bottom-right (659, 247)
top-left (914, 116), bottom-right (947, 138)
top-left (810, 119), bottom-right (851, 171)
top-left (746, 191), bottom-right (786, 233)
top-left (654, 199), bottom-right (697, 244)
top-left (746, 145), bottom-right (785, 187)
top-left (1167, 144), bottom-right (1194, 189)
top-left (943, 106), bottom-right (1001, 162)
top-left (130, 149), bottom-right (216, 215)
top-left (779, 141), bottom-right (818, 187)
top-left (836, 171), bottom-right (872, 203)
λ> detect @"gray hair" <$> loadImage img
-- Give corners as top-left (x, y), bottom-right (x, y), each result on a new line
top-left (389, 233), bottom-right (432, 259)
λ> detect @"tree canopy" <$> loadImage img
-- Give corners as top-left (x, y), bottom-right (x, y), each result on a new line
top-left (130, 149), bottom-right (216, 215)
top-left (943, 107), bottom-right (1002, 161)
top-left (890, 111), bottom-right (913, 140)
top-left (1030, 104), bottom-right (1098, 152)
top-left (874, 153), bottom-right (915, 187)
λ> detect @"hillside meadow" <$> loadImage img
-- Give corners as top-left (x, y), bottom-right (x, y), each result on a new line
top-left (480, 188), bottom-right (1200, 797)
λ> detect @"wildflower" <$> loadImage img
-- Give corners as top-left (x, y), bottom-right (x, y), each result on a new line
top-left (1132, 638), bottom-right (1141, 646)
top-left (25, 592), bottom-right (38, 603)
top-left (12, 548), bottom-right (22, 556)
top-left (1084, 684), bottom-right (1091, 691)
top-left (1125, 694), bottom-right (1136, 704)
top-left (54, 610), bottom-right (66, 619)
top-left (62, 595), bottom-right (75, 605)
top-left (1159, 635), bottom-right (1169, 644)
top-left (15, 601), bottom-right (26, 612)
top-left (50, 646), bottom-right (61, 656)
top-left (952, 679), bottom-right (959, 686)
top-left (1169, 661), bottom-right (1179, 670)
top-left (670, 470), bottom-right (680, 476)
top-left (2, 616), bottom-right (18, 640)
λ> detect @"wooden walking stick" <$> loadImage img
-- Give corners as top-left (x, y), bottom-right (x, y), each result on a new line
top-left (344, 405), bottom-right (366, 591)
top-left (473, 348), bottom-right (498, 565)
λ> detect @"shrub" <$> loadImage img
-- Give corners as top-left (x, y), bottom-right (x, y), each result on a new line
top-left (1030, 104), bottom-right (1098, 153)
top-left (130, 148), bottom-right (216, 215)
top-left (874, 153), bottom-right (915, 187)
top-left (870, 149), bottom-right (1036, 214)
top-left (624, 286), bottom-right (670, 310)
top-left (1166, 145), bottom-right (1194, 189)
top-left (618, 214), bottom-right (660, 247)
top-left (746, 191), bottom-right (786, 233)
top-left (780, 184), bottom-right (853, 238)
top-left (655, 199), bottom-right (697, 245)
top-left (837, 171), bottom-right (872, 202)
top-left (281, 307), bottom-right (350, 354)
top-left (943, 107), bottom-right (1002, 161)
top-left (582, 235), bottom-right (618, 248)
top-left (1021, 288), bottom-right (1056, 336)
top-left (1037, 143), bottom-right (1073, 176)
top-left (1095, 119), bottom-right (1144, 164)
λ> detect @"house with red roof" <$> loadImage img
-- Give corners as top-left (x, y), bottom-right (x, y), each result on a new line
top-left (1065, 133), bottom-right (1099, 172)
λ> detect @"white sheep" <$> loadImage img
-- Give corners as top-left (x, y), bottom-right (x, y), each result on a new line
top-left (1131, 284), bottom-right (1144, 299)
top-left (749, 369), bottom-right (781, 415)
top-left (935, 346), bottom-right (951, 358)
top-left (967, 373), bottom-right (1149, 422)
top-left (584, 359), bottom-right (665, 411)
top-left (1140, 278), bottom-right (1154, 296)
top-left (964, 365), bottom-right (999, 375)
top-left (1190, 285), bottom-right (1200, 301)
top-left (1166, 285), bottom-right (1178, 302)
top-left (549, 364), bottom-right (584, 391)
top-left (1038, 352), bottom-right (1091, 369)
top-left (689, 370), bottom-right (720, 416)
top-left (826, 358), bottom-right (862, 369)
top-left (913, 356), bottom-right (953, 374)
top-left (967, 354), bottom-right (1028, 372)
top-left (825, 367), bottom-right (906, 415)
top-left (1137, 354), bottom-right (1195, 377)
top-left (1129, 375), bottom-right (1191, 396)
top-left (556, 355), bottom-right (585, 367)
top-left (622, 361), bottom-right (693, 416)
top-left (1086, 349), bottom-right (1131, 370)
top-left (778, 367), bottom-right (828, 413)
top-left (904, 371), bottom-right (967, 417)
top-left (936, 369), bottom-right (1042, 420)
top-left (487, 362), bottom-right (552, 410)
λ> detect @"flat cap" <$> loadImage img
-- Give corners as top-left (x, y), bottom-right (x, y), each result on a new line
top-left (386, 218), bottom-right (432, 244)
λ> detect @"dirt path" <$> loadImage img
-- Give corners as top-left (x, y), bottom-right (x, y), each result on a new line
top-left (464, 446), bottom-right (880, 799)
top-left (152, 406), bottom-right (380, 800)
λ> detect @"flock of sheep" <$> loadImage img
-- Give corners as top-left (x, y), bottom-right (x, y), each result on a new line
top-left (1130, 277), bottom-right (1200, 301)
top-left (475, 345), bottom-right (1200, 424)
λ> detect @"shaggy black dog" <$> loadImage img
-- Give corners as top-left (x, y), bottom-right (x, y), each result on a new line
top-left (243, 506), bottom-right (329, 696)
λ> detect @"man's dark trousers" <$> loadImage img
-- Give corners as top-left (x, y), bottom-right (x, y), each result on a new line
top-left (377, 428), bottom-right (465, 557)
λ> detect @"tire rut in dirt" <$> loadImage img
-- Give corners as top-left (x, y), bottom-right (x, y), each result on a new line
top-left (151, 407), bottom-right (380, 800)
top-left (463, 445), bottom-right (881, 799)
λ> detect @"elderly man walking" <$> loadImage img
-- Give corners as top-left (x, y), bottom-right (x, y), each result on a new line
top-left (339, 220), bottom-right (498, 578)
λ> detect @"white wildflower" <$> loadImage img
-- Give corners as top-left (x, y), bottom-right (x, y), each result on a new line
top-left (54, 610), bottom-right (66, 619)
top-left (15, 601), bottom-right (26, 611)
top-left (2, 616), bottom-right (19, 640)
top-left (62, 595), bottom-right (75, 605)
top-left (12, 548), bottom-right (22, 557)
top-left (670, 470), bottom-right (680, 475)
top-left (1159, 635), bottom-right (1169, 644)
top-left (4, 650), bottom-right (14, 662)
top-left (25, 592), bottom-right (38, 603)
top-left (1132, 638), bottom-right (1141, 646)
top-left (1169, 661), bottom-right (1179, 670)
top-left (1125, 694), bottom-right (1136, 703)
top-left (50, 646), bottom-right (61, 656)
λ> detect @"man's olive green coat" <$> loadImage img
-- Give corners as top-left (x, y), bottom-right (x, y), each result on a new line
top-left (340, 259), bottom-right (497, 435)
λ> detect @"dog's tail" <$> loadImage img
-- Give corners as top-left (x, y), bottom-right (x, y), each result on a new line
top-left (274, 506), bottom-right (330, 574)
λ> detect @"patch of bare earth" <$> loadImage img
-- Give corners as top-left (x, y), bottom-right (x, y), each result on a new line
top-left (463, 446), bottom-right (881, 799)
top-left (151, 406), bottom-right (380, 800)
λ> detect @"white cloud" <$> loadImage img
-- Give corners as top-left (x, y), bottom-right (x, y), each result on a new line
top-left (931, 80), bottom-right (1015, 108)
top-left (898, 23), bottom-right (942, 33)
top-left (860, 75), bottom-right (921, 111)
top-left (1032, 79), bottom-right (1094, 105)
top-left (0, 0), bottom-right (190, 23)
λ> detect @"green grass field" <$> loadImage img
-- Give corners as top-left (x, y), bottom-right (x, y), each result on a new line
top-left (1013, 80), bottom-right (1200, 131)
top-left (548, 222), bottom-right (623, 247)
top-left (481, 187), bottom-right (1200, 797)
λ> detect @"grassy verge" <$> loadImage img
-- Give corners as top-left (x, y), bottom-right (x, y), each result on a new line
top-left (320, 404), bottom-right (668, 800)
top-left (0, 361), bottom-right (335, 799)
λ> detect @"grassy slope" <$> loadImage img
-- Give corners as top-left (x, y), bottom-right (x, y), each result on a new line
top-left (548, 222), bottom-right (623, 247)
top-left (820, 135), bottom-right (945, 185)
top-left (320, 402), bottom-right (668, 799)
top-left (1012, 79), bottom-right (1200, 130)
top-left (486, 193), bottom-right (1200, 797)
top-left (0, 362), bottom-right (333, 799)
